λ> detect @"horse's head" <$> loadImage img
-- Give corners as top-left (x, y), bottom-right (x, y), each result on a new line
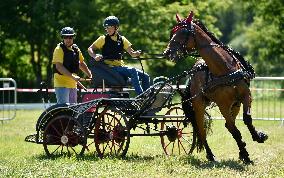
top-left (163, 11), bottom-right (196, 62)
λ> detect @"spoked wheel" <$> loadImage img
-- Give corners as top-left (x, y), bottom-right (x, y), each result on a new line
top-left (94, 108), bottom-right (130, 158)
top-left (43, 115), bottom-right (87, 157)
top-left (160, 107), bottom-right (196, 155)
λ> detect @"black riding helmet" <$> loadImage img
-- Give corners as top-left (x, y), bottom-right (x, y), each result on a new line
top-left (60, 27), bottom-right (76, 36)
top-left (103, 16), bottom-right (119, 28)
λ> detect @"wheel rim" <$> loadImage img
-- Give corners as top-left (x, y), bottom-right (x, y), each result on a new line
top-left (160, 107), bottom-right (196, 155)
top-left (94, 110), bottom-right (130, 158)
top-left (43, 115), bottom-right (86, 157)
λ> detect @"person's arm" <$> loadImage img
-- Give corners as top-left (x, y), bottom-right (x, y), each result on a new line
top-left (54, 62), bottom-right (80, 81)
top-left (79, 61), bottom-right (92, 79)
top-left (123, 36), bottom-right (141, 58)
top-left (126, 46), bottom-right (141, 58)
top-left (88, 42), bottom-right (103, 61)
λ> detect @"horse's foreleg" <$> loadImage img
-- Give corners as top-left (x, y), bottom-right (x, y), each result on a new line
top-left (242, 91), bottom-right (268, 143)
top-left (243, 113), bottom-right (268, 143)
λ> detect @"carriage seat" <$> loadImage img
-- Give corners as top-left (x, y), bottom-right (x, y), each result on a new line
top-left (90, 60), bottom-right (128, 89)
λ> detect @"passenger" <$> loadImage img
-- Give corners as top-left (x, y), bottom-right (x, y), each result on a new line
top-left (88, 16), bottom-right (150, 95)
top-left (52, 27), bottom-right (92, 104)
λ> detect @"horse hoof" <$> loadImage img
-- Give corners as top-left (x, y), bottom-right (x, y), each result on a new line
top-left (206, 155), bottom-right (217, 162)
top-left (239, 155), bottom-right (253, 164)
top-left (258, 131), bottom-right (268, 143)
top-left (254, 131), bottom-right (268, 143)
top-left (242, 158), bottom-right (254, 165)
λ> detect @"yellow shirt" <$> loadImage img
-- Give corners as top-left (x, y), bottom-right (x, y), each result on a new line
top-left (52, 43), bottom-right (84, 88)
top-left (91, 34), bottom-right (132, 66)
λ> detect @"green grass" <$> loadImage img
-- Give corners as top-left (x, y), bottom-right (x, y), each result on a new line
top-left (0, 110), bottom-right (284, 177)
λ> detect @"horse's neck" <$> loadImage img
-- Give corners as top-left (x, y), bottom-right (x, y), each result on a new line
top-left (194, 25), bottom-right (238, 77)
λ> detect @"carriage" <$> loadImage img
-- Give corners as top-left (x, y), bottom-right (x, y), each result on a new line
top-left (25, 11), bottom-right (268, 163)
top-left (25, 61), bottom-right (198, 158)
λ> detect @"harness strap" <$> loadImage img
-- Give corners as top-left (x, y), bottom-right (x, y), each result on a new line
top-left (203, 70), bottom-right (245, 92)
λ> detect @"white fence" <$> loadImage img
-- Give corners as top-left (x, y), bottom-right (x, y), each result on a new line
top-left (0, 77), bottom-right (283, 125)
top-left (250, 77), bottom-right (283, 120)
top-left (0, 78), bottom-right (17, 121)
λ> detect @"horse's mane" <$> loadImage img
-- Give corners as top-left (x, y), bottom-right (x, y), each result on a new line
top-left (193, 19), bottom-right (224, 46)
top-left (193, 19), bottom-right (255, 79)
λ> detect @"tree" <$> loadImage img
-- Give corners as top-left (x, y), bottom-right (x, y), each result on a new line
top-left (3, 0), bottom-right (280, 99)
top-left (229, 0), bottom-right (284, 76)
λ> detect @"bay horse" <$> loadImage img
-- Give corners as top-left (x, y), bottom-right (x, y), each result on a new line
top-left (163, 11), bottom-right (268, 164)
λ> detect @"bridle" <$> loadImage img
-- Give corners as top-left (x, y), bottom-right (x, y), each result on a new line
top-left (167, 21), bottom-right (197, 61)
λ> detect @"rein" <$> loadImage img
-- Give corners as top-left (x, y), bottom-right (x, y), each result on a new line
top-left (173, 23), bottom-right (226, 50)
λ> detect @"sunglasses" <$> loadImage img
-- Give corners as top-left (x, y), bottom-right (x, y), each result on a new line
top-left (63, 36), bottom-right (74, 39)
top-left (104, 26), bottom-right (115, 30)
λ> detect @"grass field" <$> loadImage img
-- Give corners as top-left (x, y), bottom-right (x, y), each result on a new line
top-left (0, 109), bottom-right (284, 177)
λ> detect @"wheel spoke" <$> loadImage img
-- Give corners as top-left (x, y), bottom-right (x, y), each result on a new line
top-left (46, 138), bottom-right (60, 145)
top-left (171, 141), bottom-right (175, 154)
top-left (50, 145), bottom-right (62, 155)
top-left (60, 145), bottom-right (64, 155)
top-left (164, 141), bottom-right (171, 150)
top-left (66, 146), bottom-right (71, 156)
top-left (178, 138), bottom-right (188, 154)
top-left (51, 124), bottom-right (62, 136)
top-left (111, 140), bottom-right (116, 154)
top-left (102, 143), bottom-right (108, 155)
top-left (64, 118), bottom-right (72, 133)
top-left (181, 135), bottom-right (193, 144)
top-left (69, 146), bottom-right (78, 155)
top-left (177, 138), bottom-right (181, 154)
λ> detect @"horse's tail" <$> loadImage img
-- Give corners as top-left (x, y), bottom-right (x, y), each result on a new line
top-left (181, 86), bottom-right (204, 152)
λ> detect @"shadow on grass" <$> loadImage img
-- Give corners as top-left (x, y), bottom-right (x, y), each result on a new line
top-left (122, 153), bottom-right (156, 162)
top-left (34, 152), bottom-right (247, 172)
top-left (35, 152), bottom-right (156, 163)
top-left (122, 154), bottom-right (248, 171)
top-left (34, 153), bottom-right (100, 162)
top-left (181, 155), bottom-right (247, 171)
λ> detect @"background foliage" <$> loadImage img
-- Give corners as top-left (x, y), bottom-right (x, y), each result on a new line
top-left (0, 0), bottom-right (283, 101)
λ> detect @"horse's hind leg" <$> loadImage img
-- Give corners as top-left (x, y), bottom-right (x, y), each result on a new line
top-left (225, 121), bottom-right (253, 164)
top-left (221, 108), bottom-right (253, 164)
top-left (204, 140), bottom-right (216, 162)
top-left (192, 98), bottom-right (216, 162)
top-left (242, 87), bottom-right (268, 143)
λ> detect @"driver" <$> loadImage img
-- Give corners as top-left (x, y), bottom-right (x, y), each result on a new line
top-left (88, 16), bottom-right (150, 95)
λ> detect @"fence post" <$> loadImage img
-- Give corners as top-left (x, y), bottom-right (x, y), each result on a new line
top-left (0, 78), bottom-right (17, 121)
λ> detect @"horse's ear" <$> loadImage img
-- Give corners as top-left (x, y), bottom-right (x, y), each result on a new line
top-left (176, 13), bottom-right (182, 22)
top-left (186, 11), bottom-right (194, 23)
